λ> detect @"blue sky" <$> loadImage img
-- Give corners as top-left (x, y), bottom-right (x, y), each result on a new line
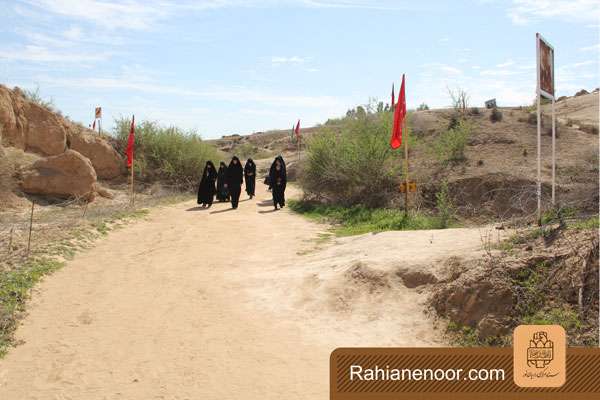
top-left (1, 0), bottom-right (598, 139)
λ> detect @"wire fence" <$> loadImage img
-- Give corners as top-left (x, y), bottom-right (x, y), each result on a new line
top-left (0, 185), bottom-right (193, 272)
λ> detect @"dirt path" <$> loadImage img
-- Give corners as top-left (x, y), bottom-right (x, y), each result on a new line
top-left (0, 184), bottom-right (495, 399)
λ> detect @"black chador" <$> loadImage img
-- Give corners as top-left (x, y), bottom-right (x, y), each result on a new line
top-left (216, 161), bottom-right (229, 202)
top-left (197, 161), bottom-right (217, 207)
top-left (269, 156), bottom-right (287, 210)
top-left (268, 155), bottom-right (286, 189)
top-left (244, 158), bottom-right (256, 198)
top-left (226, 156), bottom-right (244, 209)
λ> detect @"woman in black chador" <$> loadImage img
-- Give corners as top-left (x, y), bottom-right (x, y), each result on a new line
top-left (244, 158), bottom-right (256, 199)
top-left (225, 156), bottom-right (244, 209)
top-left (269, 155), bottom-right (287, 210)
top-left (216, 161), bottom-right (229, 202)
top-left (197, 161), bottom-right (217, 208)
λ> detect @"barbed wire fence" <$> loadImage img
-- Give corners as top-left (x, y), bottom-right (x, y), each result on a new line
top-left (0, 183), bottom-right (194, 272)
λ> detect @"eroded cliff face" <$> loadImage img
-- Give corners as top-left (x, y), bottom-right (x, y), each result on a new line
top-left (0, 85), bottom-right (125, 202)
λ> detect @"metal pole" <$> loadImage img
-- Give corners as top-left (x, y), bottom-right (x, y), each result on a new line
top-left (536, 33), bottom-right (542, 225)
top-left (404, 120), bottom-right (409, 215)
top-left (8, 225), bottom-right (14, 254)
top-left (551, 96), bottom-right (556, 205)
top-left (130, 160), bottom-right (135, 206)
top-left (98, 118), bottom-right (102, 135)
top-left (26, 200), bottom-right (34, 257)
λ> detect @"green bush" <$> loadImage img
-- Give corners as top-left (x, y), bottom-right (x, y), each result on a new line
top-left (234, 142), bottom-right (273, 160)
top-left (523, 307), bottom-right (582, 331)
top-left (299, 113), bottom-right (402, 207)
top-left (417, 103), bottom-right (429, 111)
top-left (469, 107), bottom-right (480, 115)
top-left (490, 107), bottom-right (503, 122)
top-left (289, 200), bottom-right (450, 236)
top-left (434, 119), bottom-right (471, 164)
top-left (436, 181), bottom-right (455, 228)
top-left (113, 118), bottom-right (221, 189)
top-left (23, 86), bottom-right (56, 112)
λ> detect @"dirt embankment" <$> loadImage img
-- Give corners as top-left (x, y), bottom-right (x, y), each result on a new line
top-left (430, 226), bottom-right (599, 346)
top-left (411, 95), bottom-right (598, 219)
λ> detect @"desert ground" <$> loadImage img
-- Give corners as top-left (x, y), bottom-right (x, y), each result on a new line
top-left (0, 182), bottom-right (501, 399)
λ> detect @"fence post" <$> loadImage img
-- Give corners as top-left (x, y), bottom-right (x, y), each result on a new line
top-left (8, 225), bottom-right (14, 254)
top-left (26, 200), bottom-right (34, 258)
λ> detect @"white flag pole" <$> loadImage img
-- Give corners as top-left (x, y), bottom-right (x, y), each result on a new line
top-left (536, 33), bottom-right (542, 225)
top-left (551, 96), bottom-right (556, 205)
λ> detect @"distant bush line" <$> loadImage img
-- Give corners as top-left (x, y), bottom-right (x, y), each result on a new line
top-left (112, 118), bottom-right (222, 189)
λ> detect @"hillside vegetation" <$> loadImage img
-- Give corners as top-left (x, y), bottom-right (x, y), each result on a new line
top-left (291, 91), bottom-right (598, 226)
top-left (112, 118), bottom-right (222, 190)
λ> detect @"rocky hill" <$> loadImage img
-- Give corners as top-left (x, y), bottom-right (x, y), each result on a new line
top-left (0, 85), bottom-right (125, 208)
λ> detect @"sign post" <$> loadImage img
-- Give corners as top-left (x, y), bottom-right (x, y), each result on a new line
top-left (536, 33), bottom-right (556, 224)
top-left (95, 107), bottom-right (102, 134)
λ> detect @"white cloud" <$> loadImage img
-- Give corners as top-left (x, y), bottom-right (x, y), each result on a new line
top-left (20, 0), bottom-right (420, 32)
top-left (271, 56), bottom-right (307, 65)
top-left (421, 63), bottom-right (462, 76)
top-left (63, 26), bottom-right (83, 41)
top-left (0, 45), bottom-right (109, 63)
top-left (496, 60), bottom-right (515, 68)
top-left (33, 74), bottom-right (345, 109)
top-left (480, 69), bottom-right (524, 76)
top-left (508, 0), bottom-right (600, 25)
top-left (20, 0), bottom-right (169, 30)
top-left (297, 0), bottom-right (422, 11)
top-left (580, 44), bottom-right (600, 52)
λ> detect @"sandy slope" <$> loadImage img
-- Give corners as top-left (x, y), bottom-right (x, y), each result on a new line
top-left (0, 184), bottom-right (497, 399)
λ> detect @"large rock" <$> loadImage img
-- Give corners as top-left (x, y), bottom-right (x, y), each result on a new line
top-left (68, 130), bottom-right (124, 179)
top-left (22, 102), bottom-right (67, 156)
top-left (0, 85), bottom-right (66, 155)
top-left (0, 85), bottom-right (23, 148)
top-left (21, 149), bottom-right (96, 200)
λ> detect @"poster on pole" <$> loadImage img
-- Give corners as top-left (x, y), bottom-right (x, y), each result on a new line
top-left (537, 33), bottom-right (554, 99)
top-left (535, 32), bottom-right (557, 222)
top-left (95, 107), bottom-right (102, 119)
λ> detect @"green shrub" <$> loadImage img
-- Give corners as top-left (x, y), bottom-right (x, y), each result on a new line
top-left (23, 86), bottom-right (56, 112)
top-left (299, 113), bottom-right (401, 207)
top-left (113, 118), bottom-right (221, 189)
top-left (490, 107), bottom-right (503, 122)
top-left (289, 200), bottom-right (450, 236)
top-left (234, 142), bottom-right (273, 160)
top-left (436, 181), bottom-right (455, 228)
top-left (417, 103), bottom-right (429, 111)
top-left (523, 307), bottom-right (582, 331)
top-left (434, 119), bottom-right (471, 164)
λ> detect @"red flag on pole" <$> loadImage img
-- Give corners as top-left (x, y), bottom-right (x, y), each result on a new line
top-left (294, 119), bottom-right (301, 139)
top-left (126, 115), bottom-right (135, 167)
top-left (92, 119), bottom-right (96, 130)
top-left (390, 74), bottom-right (406, 149)
top-left (391, 83), bottom-right (395, 110)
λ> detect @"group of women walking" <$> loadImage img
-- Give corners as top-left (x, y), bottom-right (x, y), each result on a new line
top-left (197, 156), bottom-right (286, 211)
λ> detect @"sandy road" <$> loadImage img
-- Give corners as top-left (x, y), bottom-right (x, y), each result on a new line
top-left (0, 183), bottom-right (491, 399)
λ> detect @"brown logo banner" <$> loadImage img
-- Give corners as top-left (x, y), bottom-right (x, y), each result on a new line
top-left (330, 347), bottom-right (600, 400)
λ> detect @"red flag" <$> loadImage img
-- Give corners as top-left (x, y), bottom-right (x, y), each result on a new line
top-left (390, 74), bottom-right (406, 149)
top-left (92, 119), bottom-right (96, 130)
top-left (294, 119), bottom-right (300, 139)
top-left (391, 83), bottom-right (395, 110)
top-left (126, 115), bottom-right (135, 168)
